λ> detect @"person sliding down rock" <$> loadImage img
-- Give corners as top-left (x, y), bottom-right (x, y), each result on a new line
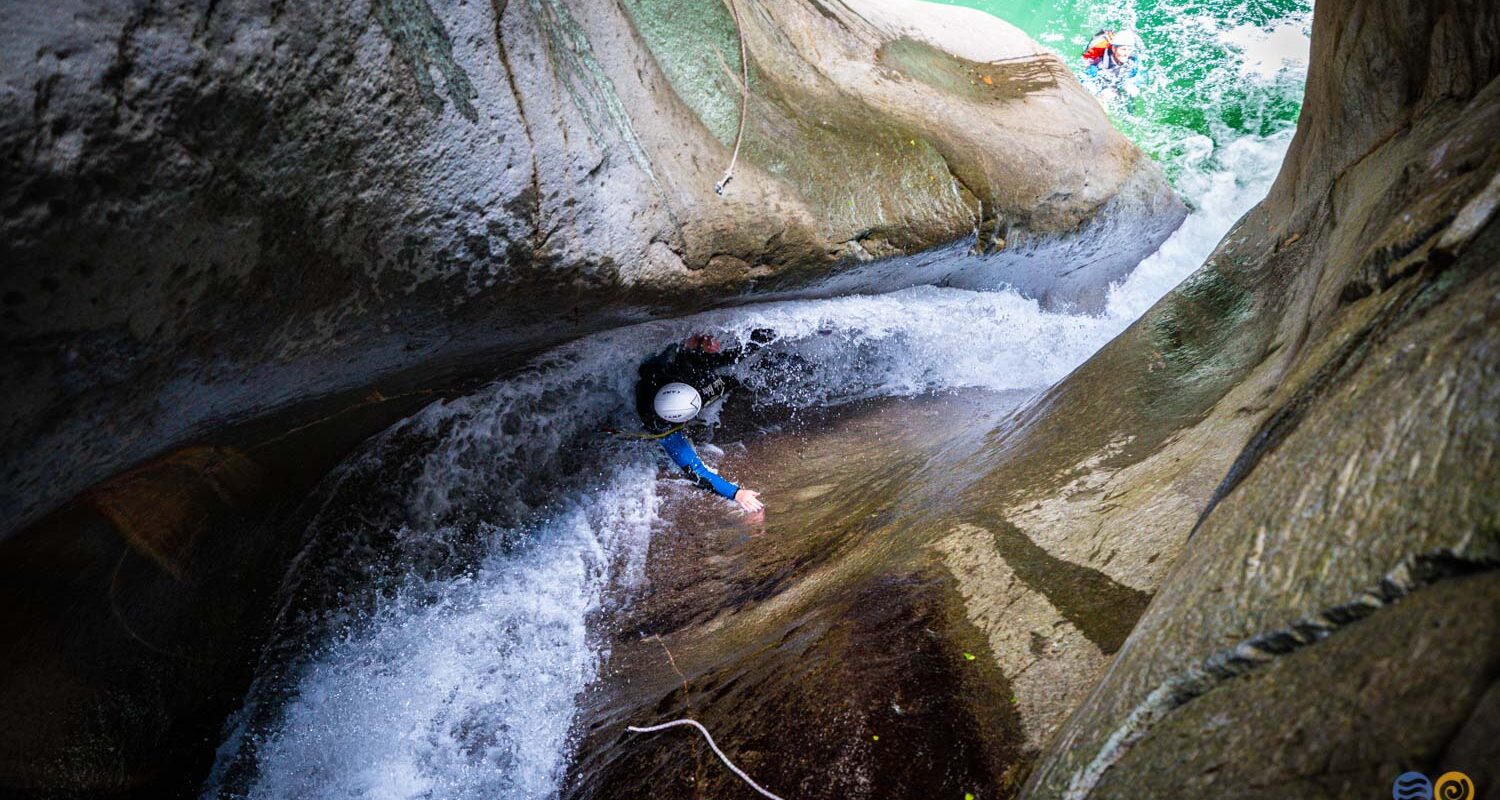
top-left (634, 330), bottom-right (774, 517)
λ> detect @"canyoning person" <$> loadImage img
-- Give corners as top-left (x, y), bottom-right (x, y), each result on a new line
top-left (1081, 29), bottom-right (1145, 99)
top-left (634, 330), bottom-right (774, 516)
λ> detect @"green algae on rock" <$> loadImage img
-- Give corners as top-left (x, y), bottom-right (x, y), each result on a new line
top-left (0, 0), bottom-right (1181, 542)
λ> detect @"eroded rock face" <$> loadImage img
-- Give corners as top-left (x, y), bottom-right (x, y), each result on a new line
top-left (0, 0), bottom-right (1180, 536)
top-left (1085, 572), bottom-right (1500, 800)
top-left (912, 1), bottom-right (1500, 797)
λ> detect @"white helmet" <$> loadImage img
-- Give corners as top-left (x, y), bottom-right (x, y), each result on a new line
top-left (653, 382), bottom-right (703, 424)
top-left (1111, 30), bottom-right (1142, 50)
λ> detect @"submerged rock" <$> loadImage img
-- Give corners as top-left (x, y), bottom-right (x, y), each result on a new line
top-left (0, 0), bottom-right (1179, 537)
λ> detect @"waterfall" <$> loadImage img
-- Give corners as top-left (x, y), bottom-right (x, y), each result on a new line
top-left (203, 3), bottom-right (1310, 798)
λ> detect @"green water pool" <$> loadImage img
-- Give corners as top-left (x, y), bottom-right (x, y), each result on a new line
top-left (935, 0), bottom-right (1312, 182)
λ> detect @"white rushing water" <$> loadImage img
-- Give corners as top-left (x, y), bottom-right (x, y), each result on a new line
top-left (203, 52), bottom-right (1302, 800)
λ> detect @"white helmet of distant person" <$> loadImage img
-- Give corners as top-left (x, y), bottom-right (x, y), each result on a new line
top-left (653, 382), bottom-right (703, 424)
top-left (1111, 30), bottom-right (1142, 50)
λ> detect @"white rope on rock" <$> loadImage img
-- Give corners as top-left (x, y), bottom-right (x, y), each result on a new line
top-left (715, 0), bottom-right (750, 196)
top-left (627, 718), bottom-right (786, 800)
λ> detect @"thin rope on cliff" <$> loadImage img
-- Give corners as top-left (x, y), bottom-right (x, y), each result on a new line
top-left (715, 0), bottom-right (750, 196)
top-left (627, 718), bottom-right (786, 800)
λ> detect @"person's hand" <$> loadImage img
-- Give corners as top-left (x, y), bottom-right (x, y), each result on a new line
top-left (686, 333), bottom-right (723, 353)
top-left (734, 488), bottom-right (764, 516)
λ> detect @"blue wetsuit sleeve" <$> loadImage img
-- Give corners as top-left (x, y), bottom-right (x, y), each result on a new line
top-left (659, 431), bottom-right (739, 500)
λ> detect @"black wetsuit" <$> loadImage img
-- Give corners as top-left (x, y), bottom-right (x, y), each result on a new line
top-left (635, 336), bottom-right (767, 499)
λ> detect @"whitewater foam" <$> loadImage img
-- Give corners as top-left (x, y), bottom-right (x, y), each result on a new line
top-left (204, 8), bottom-right (1304, 796)
top-left (201, 132), bottom-right (1293, 796)
top-left (1219, 17), bottom-right (1313, 80)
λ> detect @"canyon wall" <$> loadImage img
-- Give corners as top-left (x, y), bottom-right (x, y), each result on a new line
top-left (0, 0), bottom-right (1180, 537)
top-left (0, 1), bottom-right (1181, 795)
top-left (922, 1), bottom-right (1500, 796)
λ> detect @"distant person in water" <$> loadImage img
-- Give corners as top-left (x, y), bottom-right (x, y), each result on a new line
top-left (1082, 29), bottom-right (1145, 97)
top-left (635, 331), bottom-right (774, 516)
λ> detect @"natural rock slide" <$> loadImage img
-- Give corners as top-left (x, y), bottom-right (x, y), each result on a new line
top-left (1, 0), bottom-right (1178, 536)
top-left (0, 0), bottom-right (1495, 798)
top-left (3, 0), bottom-right (1178, 794)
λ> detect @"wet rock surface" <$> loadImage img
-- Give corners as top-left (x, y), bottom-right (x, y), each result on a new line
top-left (4, 0), bottom-right (1497, 797)
top-left (566, 392), bottom-right (1045, 799)
top-left (0, 496), bottom-right (300, 800)
top-left (0, 2), bottom-right (1180, 791)
top-left (0, 0), bottom-right (1179, 536)
top-left (1089, 572), bottom-right (1500, 800)
top-left (927, 1), bottom-right (1500, 797)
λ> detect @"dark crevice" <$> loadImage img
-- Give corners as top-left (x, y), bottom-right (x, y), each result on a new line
top-left (102, 3), bottom-right (155, 117)
top-left (491, 0), bottom-right (545, 251)
top-left (1434, 669), bottom-right (1500, 773)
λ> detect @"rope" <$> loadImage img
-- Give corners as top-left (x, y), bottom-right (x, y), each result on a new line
top-left (603, 422), bottom-right (688, 441)
top-left (651, 634), bottom-right (692, 697)
top-left (108, 547), bottom-right (207, 663)
top-left (714, 0), bottom-right (749, 196)
top-left (627, 718), bottom-right (786, 800)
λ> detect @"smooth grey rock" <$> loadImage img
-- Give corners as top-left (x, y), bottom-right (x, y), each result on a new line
top-left (0, 0), bottom-right (1182, 537)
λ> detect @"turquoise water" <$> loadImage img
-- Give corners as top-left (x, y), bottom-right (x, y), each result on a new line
top-left (937, 0), bottom-right (1312, 183)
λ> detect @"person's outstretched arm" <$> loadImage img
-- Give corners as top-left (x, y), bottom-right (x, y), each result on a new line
top-left (659, 430), bottom-right (738, 498)
top-left (658, 431), bottom-right (763, 512)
